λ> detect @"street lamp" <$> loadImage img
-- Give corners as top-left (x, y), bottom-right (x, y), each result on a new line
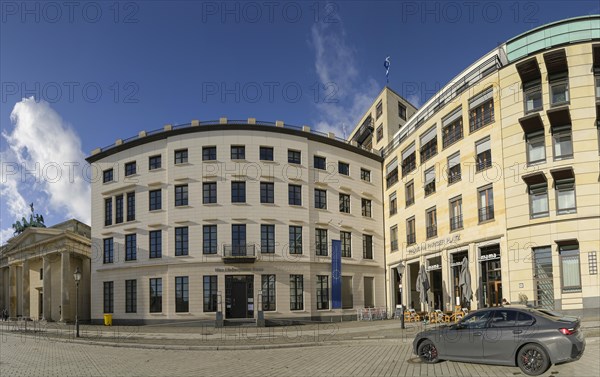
top-left (396, 262), bottom-right (405, 330)
top-left (73, 266), bottom-right (82, 338)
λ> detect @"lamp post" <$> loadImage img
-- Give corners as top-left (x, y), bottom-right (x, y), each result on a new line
top-left (396, 262), bottom-right (405, 329)
top-left (73, 267), bottom-right (81, 338)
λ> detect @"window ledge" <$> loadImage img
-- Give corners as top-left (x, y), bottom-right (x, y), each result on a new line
top-left (149, 168), bottom-right (165, 172)
top-left (174, 205), bottom-right (192, 208)
top-left (478, 219), bottom-right (495, 225)
top-left (174, 162), bottom-right (192, 166)
top-left (232, 202), bottom-right (249, 206)
top-left (203, 203), bottom-right (220, 206)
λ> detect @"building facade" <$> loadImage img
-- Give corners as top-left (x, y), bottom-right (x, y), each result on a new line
top-left (0, 220), bottom-right (91, 321)
top-left (86, 121), bottom-right (385, 324)
top-left (366, 16), bottom-right (599, 317)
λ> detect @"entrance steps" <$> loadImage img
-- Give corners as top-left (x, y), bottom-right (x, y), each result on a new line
top-left (223, 318), bottom-right (257, 327)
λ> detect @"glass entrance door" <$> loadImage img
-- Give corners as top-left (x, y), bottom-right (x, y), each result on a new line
top-left (225, 275), bottom-right (254, 318)
top-left (533, 246), bottom-right (554, 309)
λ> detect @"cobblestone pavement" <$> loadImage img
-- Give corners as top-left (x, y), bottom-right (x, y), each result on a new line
top-left (1, 332), bottom-right (598, 377)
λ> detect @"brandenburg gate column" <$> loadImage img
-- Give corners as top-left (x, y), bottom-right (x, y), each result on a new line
top-left (42, 255), bottom-right (52, 321)
top-left (22, 259), bottom-right (30, 318)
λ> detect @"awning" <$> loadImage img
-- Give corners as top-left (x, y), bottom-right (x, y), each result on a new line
top-left (442, 106), bottom-right (462, 127)
top-left (555, 239), bottom-right (579, 247)
top-left (420, 126), bottom-right (437, 145)
top-left (550, 167), bottom-right (575, 181)
top-left (516, 57), bottom-right (541, 82)
top-left (547, 105), bottom-right (571, 127)
top-left (402, 144), bottom-right (416, 159)
top-left (522, 172), bottom-right (547, 186)
top-left (518, 113), bottom-right (545, 134)
top-left (543, 49), bottom-right (568, 75)
top-left (469, 87), bottom-right (493, 109)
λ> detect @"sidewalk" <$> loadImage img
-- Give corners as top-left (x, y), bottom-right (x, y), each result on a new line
top-left (2, 317), bottom-right (599, 350)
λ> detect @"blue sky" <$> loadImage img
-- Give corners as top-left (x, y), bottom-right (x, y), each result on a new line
top-left (1, 0), bottom-right (599, 240)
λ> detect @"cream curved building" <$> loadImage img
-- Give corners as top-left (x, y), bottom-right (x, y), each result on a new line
top-left (86, 120), bottom-right (389, 324)
top-left (355, 15), bottom-right (599, 317)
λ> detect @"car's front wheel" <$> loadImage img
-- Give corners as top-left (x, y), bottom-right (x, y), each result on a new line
top-left (517, 343), bottom-right (550, 376)
top-left (418, 339), bottom-right (440, 363)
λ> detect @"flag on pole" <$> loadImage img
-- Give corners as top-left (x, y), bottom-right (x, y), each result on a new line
top-left (384, 56), bottom-right (391, 83)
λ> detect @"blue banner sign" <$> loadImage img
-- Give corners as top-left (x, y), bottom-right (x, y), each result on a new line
top-left (331, 240), bottom-right (342, 309)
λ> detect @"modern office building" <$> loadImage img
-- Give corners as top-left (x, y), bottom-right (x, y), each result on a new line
top-left (0, 220), bottom-right (91, 321)
top-left (86, 16), bottom-right (600, 323)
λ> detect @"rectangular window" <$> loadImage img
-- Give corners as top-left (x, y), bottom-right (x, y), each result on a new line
top-left (376, 100), bottom-right (383, 119)
top-left (550, 73), bottom-right (569, 106)
top-left (526, 131), bottom-right (546, 164)
top-left (289, 226), bottom-right (302, 254)
top-left (232, 224), bottom-right (247, 255)
top-left (40, 268), bottom-right (43, 280)
top-left (175, 227), bottom-right (189, 256)
top-left (104, 198), bottom-right (112, 226)
top-left (361, 198), bottom-right (372, 217)
top-left (149, 155), bottom-right (162, 170)
top-left (420, 126), bottom-right (438, 163)
top-left (552, 126), bottom-right (573, 160)
top-left (314, 155), bottom-right (326, 170)
top-left (398, 102), bottom-right (407, 120)
top-left (376, 125), bottom-right (383, 141)
top-left (203, 146), bottom-right (217, 161)
top-left (175, 276), bottom-right (189, 313)
top-left (405, 181), bottom-right (414, 207)
top-left (290, 275), bottom-right (304, 310)
top-left (125, 161), bottom-right (136, 176)
top-left (103, 168), bottom-right (113, 183)
top-left (390, 225), bottom-right (398, 251)
top-left (406, 217), bottom-right (416, 245)
top-left (231, 181), bottom-right (246, 203)
top-left (203, 182), bottom-right (217, 204)
top-left (360, 168), bottom-right (371, 182)
top-left (386, 157), bottom-right (399, 187)
top-left (103, 238), bottom-right (114, 264)
top-left (362, 234), bottom-right (373, 259)
top-left (476, 136), bottom-right (492, 171)
top-left (261, 275), bottom-right (276, 311)
top-left (314, 189), bottom-right (327, 209)
top-left (529, 182), bottom-right (549, 218)
top-left (174, 184), bottom-right (188, 206)
top-left (342, 276), bottom-right (353, 309)
top-left (126, 192), bottom-right (135, 221)
top-left (426, 207), bottom-right (437, 238)
top-left (401, 144), bottom-right (416, 177)
top-left (442, 107), bottom-right (463, 148)
top-left (203, 225), bottom-right (217, 254)
top-left (389, 192), bottom-right (397, 215)
top-left (203, 276), bottom-right (218, 312)
top-left (315, 228), bottom-right (328, 256)
top-left (149, 230), bottom-right (162, 258)
top-left (478, 184), bottom-right (494, 222)
top-left (149, 189), bottom-right (161, 211)
top-left (559, 243), bottom-right (581, 292)
top-left (261, 224), bottom-right (275, 254)
top-left (316, 275), bottom-right (329, 310)
top-left (175, 149), bottom-right (188, 164)
top-left (589, 252), bottom-right (598, 275)
top-left (288, 149), bottom-right (301, 164)
top-left (524, 80), bottom-right (543, 113)
top-left (556, 178), bottom-right (576, 215)
top-left (339, 193), bottom-right (350, 213)
top-left (341, 231), bottom-right (351, 258)
top-left (469, 87), bottom-right (494, 132)
top-left (115, 194), bottom-right (124, 223)
top-left (449, 196), bottom-right (463, 231)
top-left (125, 279), bottom-right (137, 313)
top-left (260, 182), bottom-right (275, 204)
top-left (338, 162), bottom-right (350, 176)
top-left (125, 234), bottom-right (137, 261)
top-left (149, 278), bottom-right (162, 313)
top-left (260, 146), bottom-right (274, 161)
top-left (231, 145), bottom-right (245, 160)
top-left (103, 281), bottom-right (114, 313)
top-left (447, 152), bottom-right (461, 184)
top-left (424, 167), bottom-right (436, 196)
top-left (288, 184), bottom-right (302, 206)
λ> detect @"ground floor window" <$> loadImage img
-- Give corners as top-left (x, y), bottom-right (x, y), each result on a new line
top-left (149, 278), bottom-right (162, 313)
top-left (363, 277), bottom-right (374, 308)
top-left (175, 276), bottom-right (189, 313)
top-left (125, 279), bottom-right (137, 313)
top-left (203, 276), bottom-right (218, 312)
top-left (261, 275), bottom-right (276, 311)
top-left (341, 276), bottom-right (353, 309)
top-left (103, 281), bottom-right (113, 314)
top-left (559, 242), bottom-right (581, 293)
top-left (290, 275), bottom-right (304, 310)
top-left (479, 245), bottom-right (501, 307)
top-left (427, 256), bottom-right (443, 310)
top-left (450, 251), bottom-right (469, 309)
top-left (316, 275), bottom-right (329, 310)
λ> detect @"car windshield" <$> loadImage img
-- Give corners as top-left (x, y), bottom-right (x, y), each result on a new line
top-left (460, 310), bottom-right (491, 329)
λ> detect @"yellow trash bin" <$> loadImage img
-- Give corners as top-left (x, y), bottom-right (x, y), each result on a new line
top-left (103, 314), bottom-right (112, 326)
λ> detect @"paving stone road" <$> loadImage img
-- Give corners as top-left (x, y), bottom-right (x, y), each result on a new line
top-left (1, 333), bottom-right (598, 377)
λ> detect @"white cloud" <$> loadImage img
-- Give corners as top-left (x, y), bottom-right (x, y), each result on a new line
top-left (309, 21), bottom-right (380, 138)
top-left (1, 97), bottom-right (90, 241)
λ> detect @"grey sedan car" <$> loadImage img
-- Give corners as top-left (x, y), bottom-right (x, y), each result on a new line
top-left (412, 307), bottom-right (585, 376)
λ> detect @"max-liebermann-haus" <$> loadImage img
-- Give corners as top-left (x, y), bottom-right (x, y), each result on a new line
top-left (83, 16), bottom-right (599, 325)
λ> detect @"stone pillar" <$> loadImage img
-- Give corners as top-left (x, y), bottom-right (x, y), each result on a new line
top-left (81, 258), bottom-right (91, 320)
top-left (43, 256), bottom-right (52, 321)
top-left (60, 251), bottom-right (70, 322)
top-left (8, 265), bottom-right (16, 319)
top-left (22, 260), bottom-right (30, 319)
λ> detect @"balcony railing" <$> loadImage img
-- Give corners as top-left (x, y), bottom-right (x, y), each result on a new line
top-left (390, 240), bottom-right (399, 251)
top-left (450, 215), bottom-right (463, 231)
top-left (406, 233), bottom-right (416, 245)
top-left (426, 225), bottom-right (437, 239)
top-left (222, 244), bottom-right (256, 262)
top-left (478, 206), bottom-right (495, 222)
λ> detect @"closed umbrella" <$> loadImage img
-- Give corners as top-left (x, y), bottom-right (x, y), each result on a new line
top-left (415, 265), bottom-right (430, 311)
top-left (458, 257), bottom-right (472, 306)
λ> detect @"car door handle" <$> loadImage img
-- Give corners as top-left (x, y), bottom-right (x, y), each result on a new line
top-left (473, 332), bottom-right (482, 336)
top-left (513, 330), bottom-right (522, 334)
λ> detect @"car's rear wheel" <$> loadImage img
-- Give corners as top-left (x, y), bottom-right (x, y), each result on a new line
top-left (517, 343), bottom-right (550, 376)
top-left (418, 339), bottom-right (440, 363)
